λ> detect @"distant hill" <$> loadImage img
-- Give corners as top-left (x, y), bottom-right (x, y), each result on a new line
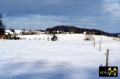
top-left (113, 33), bottom-right (120, 35)
top-left (46, 25), bottom-right (115, 36)
top-left (112, 33), bottom-right (120, 37)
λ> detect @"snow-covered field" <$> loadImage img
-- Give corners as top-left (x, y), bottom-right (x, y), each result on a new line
top-left (0, 34), bottom-right (120, 79)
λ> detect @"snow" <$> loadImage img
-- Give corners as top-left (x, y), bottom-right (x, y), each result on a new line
top-left (5, 30), bottom-right (22, 34)
top-left (0, 34), bottom-right (120, 79)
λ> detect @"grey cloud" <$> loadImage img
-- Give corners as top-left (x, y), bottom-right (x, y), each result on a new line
top-left (2, 14), bottom-right (120, 32)
top-left (3, 15), bottom-right (104, 31)
top-left (0, 0), bottom-right (102, 16)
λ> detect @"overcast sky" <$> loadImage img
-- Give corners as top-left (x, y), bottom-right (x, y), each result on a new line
top-left (0, 0), bottom-right (120, 32)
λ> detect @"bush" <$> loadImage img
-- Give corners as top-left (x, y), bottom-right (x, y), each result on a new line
top-left (51, 35), bottom-right (58, 41)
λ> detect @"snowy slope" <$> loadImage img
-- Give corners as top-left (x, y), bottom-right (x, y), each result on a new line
top-left (0, 34), bottom-right (120, 79)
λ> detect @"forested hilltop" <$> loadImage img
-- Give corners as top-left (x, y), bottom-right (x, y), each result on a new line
top-left (46, 25), bottom-right (117, 37)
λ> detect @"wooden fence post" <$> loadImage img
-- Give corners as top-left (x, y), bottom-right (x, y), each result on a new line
top-left (106, 49), bottom-right (109, 67)
top-left (99, 41), bottom-right (102, 51)
top-left (93, 38), bottom-right (95, 47)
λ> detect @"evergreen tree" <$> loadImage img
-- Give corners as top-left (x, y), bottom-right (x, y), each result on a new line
top-left (0, 14), bottom-right (5, 36)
